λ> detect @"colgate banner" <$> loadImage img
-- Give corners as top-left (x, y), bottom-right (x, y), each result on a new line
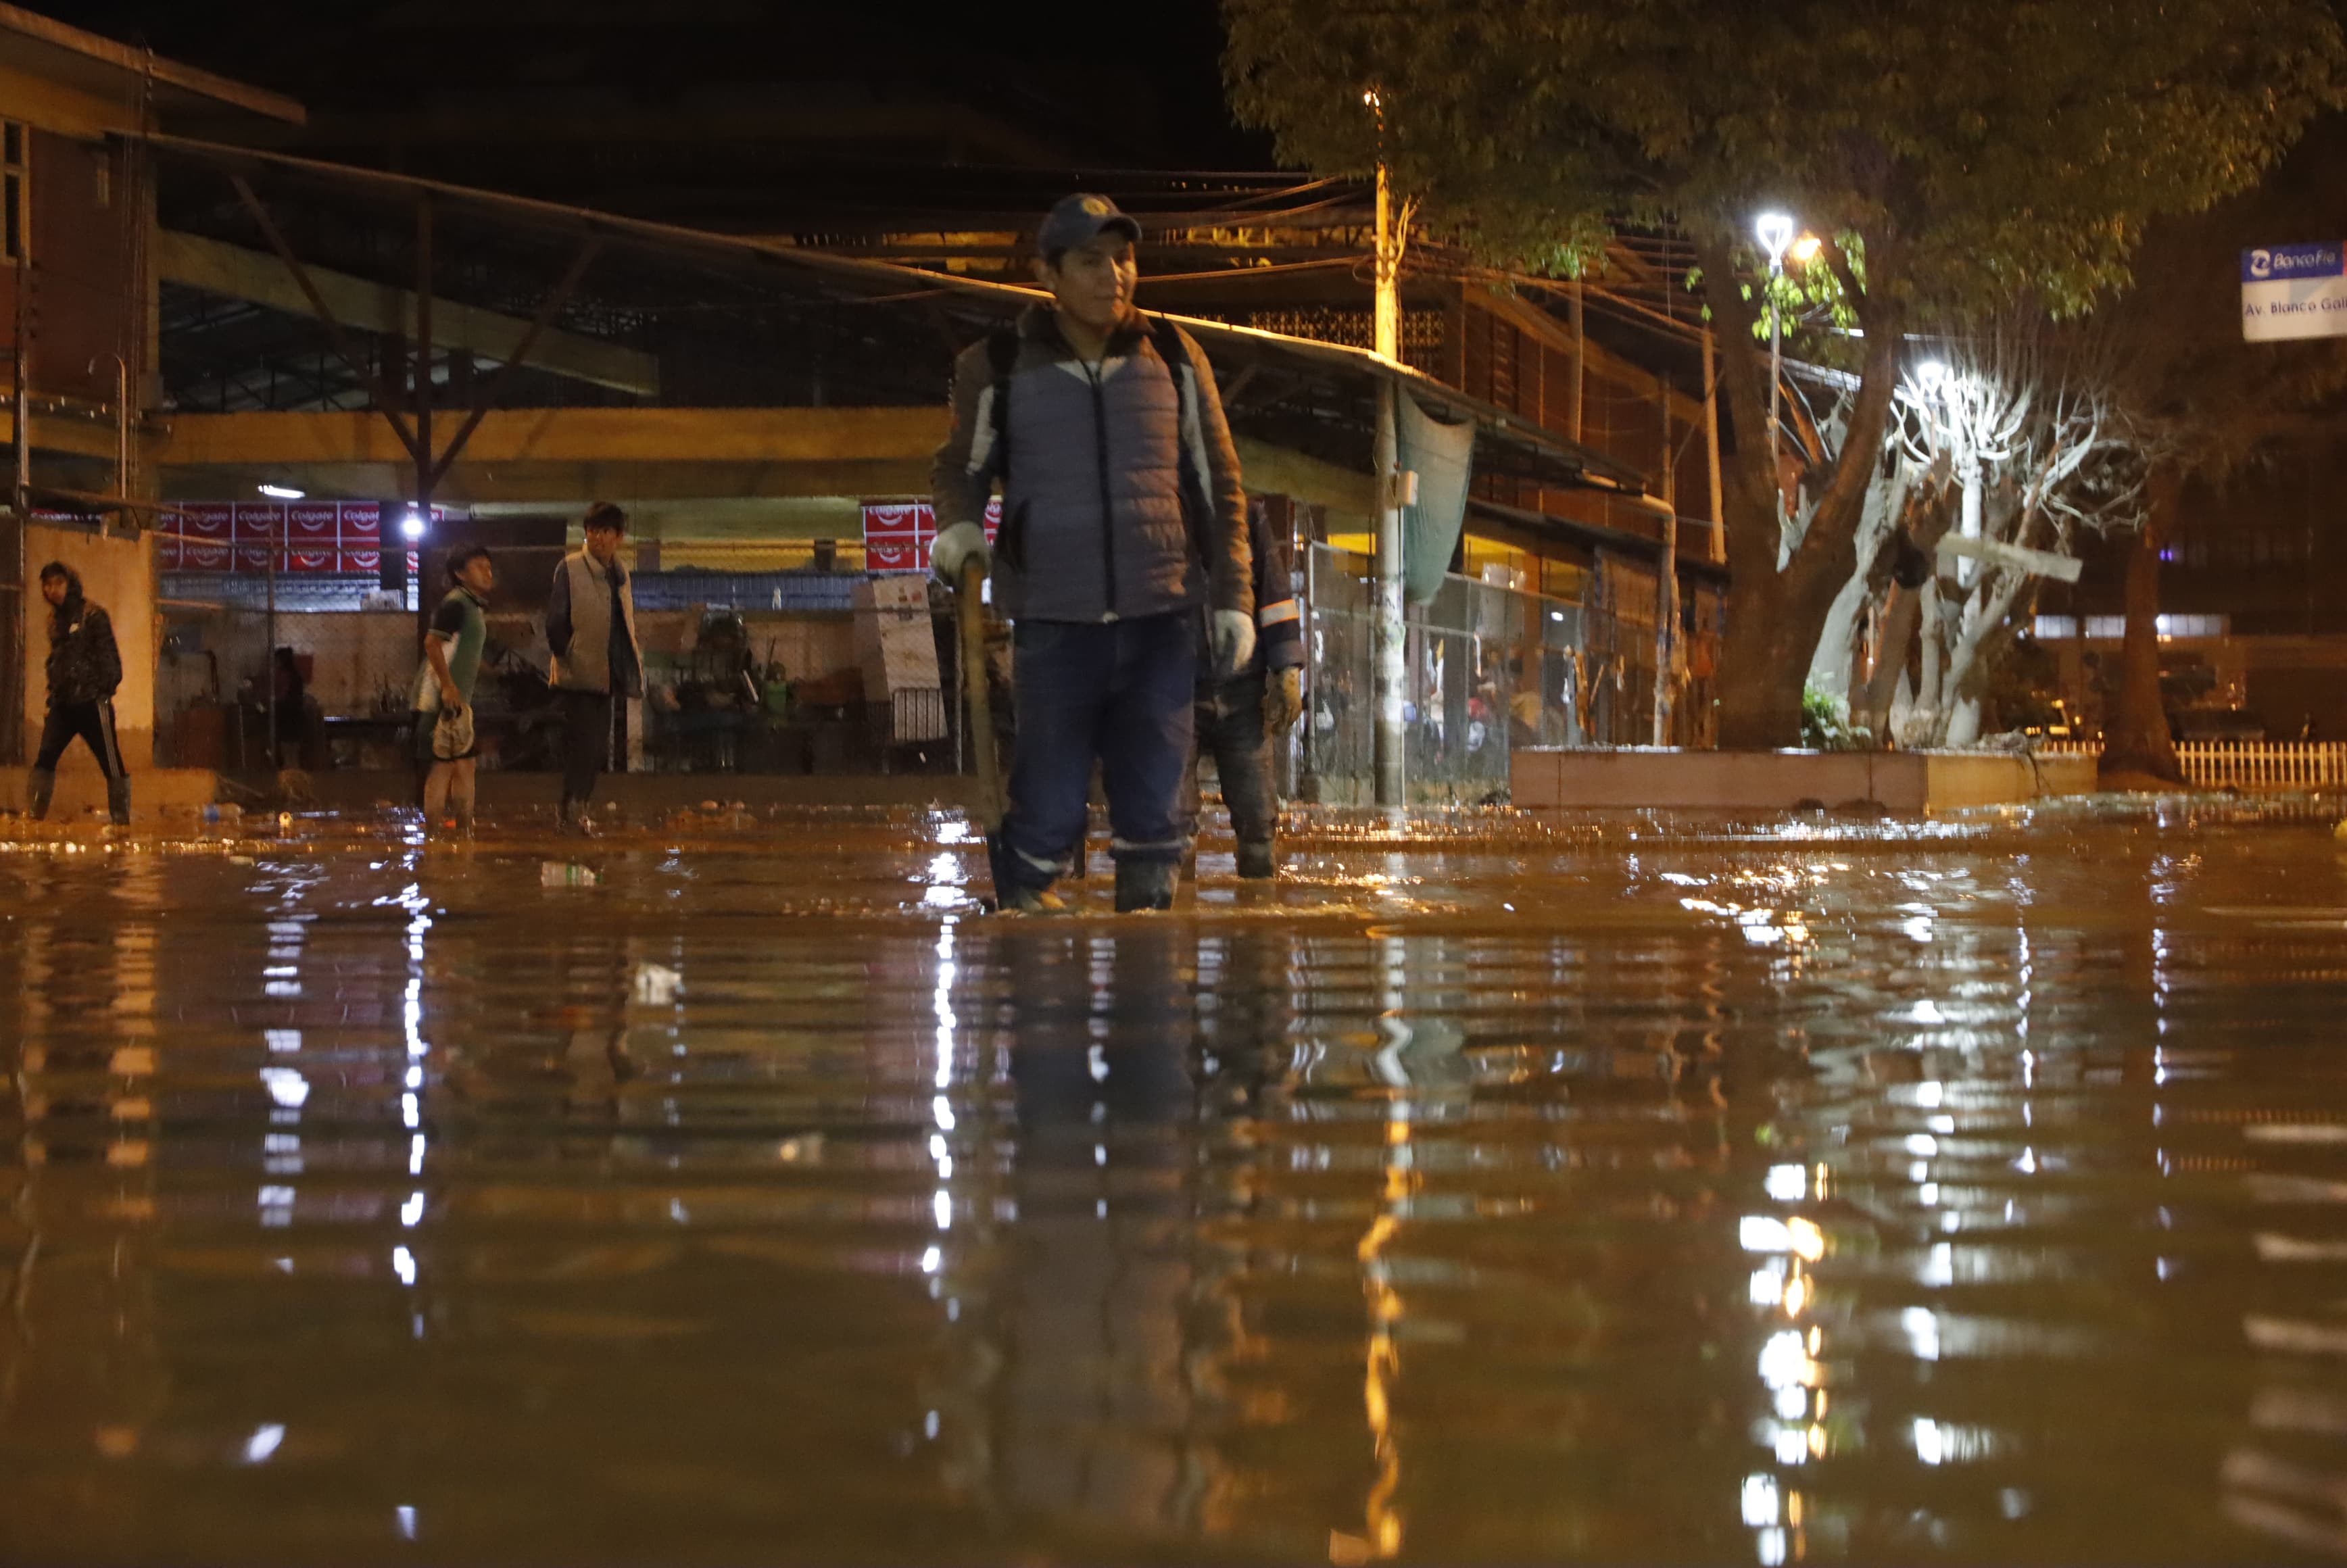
top-left (178, 503), bottom-right (233, 541)
top-left (861, 497), bottom-right (1000, 574)
top-left (160, 501), bottom-right (430, 573)
top-left (286, 504), bottom-right (339, 545)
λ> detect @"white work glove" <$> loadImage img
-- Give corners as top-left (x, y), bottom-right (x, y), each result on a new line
top-left (930, 520), bottom-right (991, 585)
top-left (1265, 666), bottom-right (1305, 733)
top-left (1211, 609), bottom-right (1257, 675)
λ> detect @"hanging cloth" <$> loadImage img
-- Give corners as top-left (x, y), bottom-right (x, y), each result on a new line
top-left (1397, 386), bottom-right (1477, 606)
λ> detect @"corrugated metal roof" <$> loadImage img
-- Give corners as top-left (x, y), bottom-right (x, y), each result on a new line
top-left (147, 132), bottom-right (1655, 501)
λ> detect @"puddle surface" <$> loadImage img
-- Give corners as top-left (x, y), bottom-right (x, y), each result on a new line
top-left (5, 798), bottom-right (2347, 1563)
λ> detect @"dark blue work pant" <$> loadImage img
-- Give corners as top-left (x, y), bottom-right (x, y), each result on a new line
top-left (1000, 614), bottom-right (1196, 892)
top-left (1193, 669), bottom-right (1276, 846)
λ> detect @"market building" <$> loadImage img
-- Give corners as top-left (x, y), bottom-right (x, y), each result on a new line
top-left (0, 3), bottom-right (302, 779)
top-left (5, 1), bottom-right (1732, 804)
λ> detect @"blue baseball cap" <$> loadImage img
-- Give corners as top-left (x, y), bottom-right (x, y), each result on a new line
top-left (1038, 193), bottom-right (1142, 258)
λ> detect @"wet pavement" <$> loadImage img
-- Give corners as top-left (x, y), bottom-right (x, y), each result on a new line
top-left (5, 795), bottom-right (2347, 1563)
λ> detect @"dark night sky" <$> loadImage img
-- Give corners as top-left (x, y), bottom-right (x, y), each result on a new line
top-left (37, 0), bottom-right (1272, 171)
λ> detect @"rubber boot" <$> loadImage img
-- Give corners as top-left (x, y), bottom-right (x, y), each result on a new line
top-left (1114, 858), bottom-right (1176, 913)
top-left (1236, 839), bottom-right (1278, 880)
top-left (26, 768), bottom-right (53, 821)
top-left (106, 777), bottom-right (131, 828)
top-left (986, 833), bottom-right (1067, 914)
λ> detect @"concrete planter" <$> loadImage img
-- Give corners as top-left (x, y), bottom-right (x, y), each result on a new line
top-left (1511, 747), bottom-right (2098, 812)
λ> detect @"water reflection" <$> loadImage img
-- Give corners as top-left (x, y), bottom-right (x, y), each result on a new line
top-left (1, 802), bottom-right (2346, 1560)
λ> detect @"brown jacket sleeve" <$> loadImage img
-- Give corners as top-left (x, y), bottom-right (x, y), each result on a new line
top-left (931, 338), bottom-right (1000, 535)
top-left (1176, 325), bottom-right (1253, 618)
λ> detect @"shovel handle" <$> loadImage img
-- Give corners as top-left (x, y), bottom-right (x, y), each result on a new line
top-left (957, 557), bottom-right (1004, 830)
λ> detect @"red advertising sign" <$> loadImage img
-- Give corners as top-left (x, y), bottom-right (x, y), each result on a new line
top-left (861, 498), bottom-right (1000, 574)
top-left (156, 499), bottom-right (431, 572)
top-left (179, 503), bottom-right (233, 541)
top-left (287, 504), bottom-right (339, 543)
top-left (863, 500), bottom-right (922, 574)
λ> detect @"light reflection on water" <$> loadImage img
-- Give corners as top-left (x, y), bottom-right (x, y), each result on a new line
top-left (1, 800), bottom-right (2346, 1561)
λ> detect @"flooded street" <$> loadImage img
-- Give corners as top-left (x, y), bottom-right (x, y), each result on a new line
top-left (6, 798), bottom-right (2347, 1563)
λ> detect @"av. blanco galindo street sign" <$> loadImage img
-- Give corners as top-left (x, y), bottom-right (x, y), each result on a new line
top-left (2242, 243), bottom-right (2347, 342)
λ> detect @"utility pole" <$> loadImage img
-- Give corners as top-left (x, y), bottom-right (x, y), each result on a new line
top-left (8, 191), bottom-right (28, 766)
top-left (1651, 375), bottom-right (1679, 748)
top-left (1370, 91), bottom-right (1407, 808)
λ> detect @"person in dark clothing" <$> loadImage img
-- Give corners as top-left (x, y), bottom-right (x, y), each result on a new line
top-left (544, 501), bottom-right (643, 832)
top-left (1192, 504), bottom-right (1305, 879)
top-left (931, 193), bottom-right (1255, 913)
top-left (270, 647), bottom-right (310, 765)
top-left (28, 562), bottom-right (129, 825)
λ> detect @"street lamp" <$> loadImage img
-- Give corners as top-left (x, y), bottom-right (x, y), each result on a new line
top-left (1754, 212), bottom-right (1795, 468)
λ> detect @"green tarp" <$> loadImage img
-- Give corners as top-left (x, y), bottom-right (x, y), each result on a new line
top-left (1396, 385), bottom-right (1477, 605)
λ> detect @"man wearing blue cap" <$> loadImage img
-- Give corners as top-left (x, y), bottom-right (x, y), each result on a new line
top-left (933, 193), bottom-right (1255, 912)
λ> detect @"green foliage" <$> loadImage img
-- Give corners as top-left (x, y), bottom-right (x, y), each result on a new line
top-left (1801, 685), bottom-right (1868, 752)
top-left (1222, 0), bottom-right (2344, 322)
top-left (1983, 633), bottom-right (2064, 735)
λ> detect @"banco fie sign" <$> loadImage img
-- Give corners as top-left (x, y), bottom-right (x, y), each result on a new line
top-left (2242, 242), bottom-right (2347, 341)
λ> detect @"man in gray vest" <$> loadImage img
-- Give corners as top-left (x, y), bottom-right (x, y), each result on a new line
top-left (932, 193), bottom-right (1255, 912)
top-left (545, 501), bottom-right (643, 832)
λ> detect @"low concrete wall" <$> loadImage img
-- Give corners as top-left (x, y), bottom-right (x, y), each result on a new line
top-left (1920, 751), bottom-right (2097, 810)
top-left (1512, 748), bottom-right (2098, 812)
top-left (278, 769), bottom-right (984, 814)
top-left (0, 764), bottom-right (219, 821)
top-left (3, 764), bottom-right (982, 821)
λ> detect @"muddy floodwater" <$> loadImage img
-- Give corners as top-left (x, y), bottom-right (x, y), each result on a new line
top-left (8, 798), bottom-right (2347, 1563)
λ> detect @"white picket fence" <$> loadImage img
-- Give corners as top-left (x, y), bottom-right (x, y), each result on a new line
top-left (2037, 740), bottom-right (2347, 791)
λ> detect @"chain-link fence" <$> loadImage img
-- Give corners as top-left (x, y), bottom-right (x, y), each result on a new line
top-left (153, 555), bottom-right (975, 781)
top-left (1301, 545), bottom-right (1666, 804)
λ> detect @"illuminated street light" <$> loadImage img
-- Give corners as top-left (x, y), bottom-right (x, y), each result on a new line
top-left (400, 507), bottom-right (427, 541)
top-left (1754, 213), bottom-right (1796, 470)
top-left (256, 483), bottom-right (304, 501)
top-left (1789, 234), bottom-right (1823, 266)
top-left (1915, 360), bottom-right (1951, 392)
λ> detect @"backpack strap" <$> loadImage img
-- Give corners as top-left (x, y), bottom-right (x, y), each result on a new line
top-left (1146, 314), bottom-right (1217, 572)
top-left (984, 325), bottom-right (1021, 481)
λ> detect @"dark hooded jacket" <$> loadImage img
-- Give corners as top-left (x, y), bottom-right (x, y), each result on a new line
top-left (43, 564), bottom-right (122, 706)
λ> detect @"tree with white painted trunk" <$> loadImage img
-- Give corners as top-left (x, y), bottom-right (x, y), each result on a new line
top-left (1819, 322), bottom-right (2151, 748)
top-left (1221, 0), bottom-right (2343, 745)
